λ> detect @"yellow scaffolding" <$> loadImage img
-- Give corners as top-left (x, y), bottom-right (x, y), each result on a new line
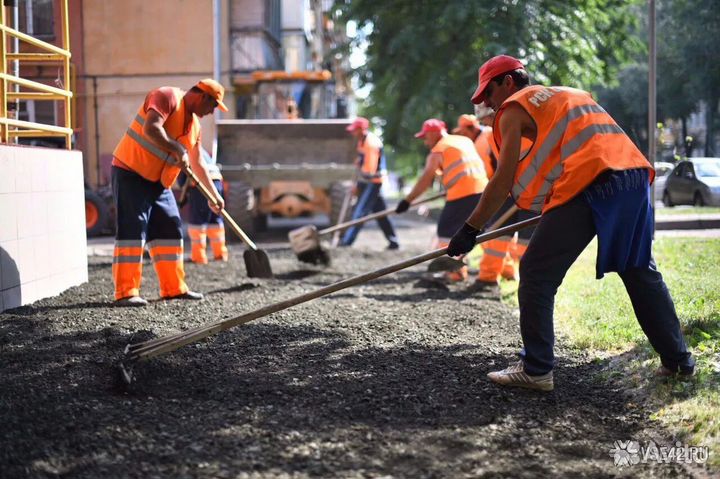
top-left (0, 0), bottom-right (73, 149)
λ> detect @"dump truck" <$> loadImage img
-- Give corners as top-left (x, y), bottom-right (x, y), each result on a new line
top-left (217, 118), bottom-right (355, 235)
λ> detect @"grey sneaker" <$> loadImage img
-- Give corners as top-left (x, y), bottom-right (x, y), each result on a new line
top-left (487, 360), bottom-right (554, 391)
top-left (115, 296), bottom-right (148, 307)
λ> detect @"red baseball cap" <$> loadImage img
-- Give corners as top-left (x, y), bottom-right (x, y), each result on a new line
top-left (414, 118), bottom-right (446, 138)
top-left (196, 78), bottom-right (229, 112)
top-left (346, 117), bottom-right (370, 132)
top-left (470, 55), bottom-right (525, 105)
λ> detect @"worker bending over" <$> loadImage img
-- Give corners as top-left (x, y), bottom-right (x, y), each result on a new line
top-left (111, 79), bottom-right (228, 306)
top-left (448, 55), bottom-right (694, 391)
top-left (396, 119), bottom-right (488, 282)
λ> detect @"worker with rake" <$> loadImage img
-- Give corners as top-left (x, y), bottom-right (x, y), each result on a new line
top-left (447, 55), bottom-right (695, 391)
top-left (111, 79), bottom-right (228, 306)
top-left (396, 118), bottom-right (488, 283)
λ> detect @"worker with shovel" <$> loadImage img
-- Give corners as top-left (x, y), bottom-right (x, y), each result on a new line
top-left (453, 111), bottom-right (537, 294)
top-left (396, 119), bottom-right (488, 283)
top-left (339, 117), bottom-right (400, 250)
top-left (178, 147), bottom-right (228, 264)
top-left (110, 79), bottom-right (228, 306)
top-left (447, 55), bottom-right (694, 391)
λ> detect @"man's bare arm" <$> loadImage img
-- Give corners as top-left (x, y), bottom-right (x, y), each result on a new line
top-left (465, 105), bottom-right (528, 229)
top-left (405, 152), bottom-right (442, 202)
top-left (186, 144), bottom-right (224, 213)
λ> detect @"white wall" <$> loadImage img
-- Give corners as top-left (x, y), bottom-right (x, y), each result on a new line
top-left (0, 145), bottom-right (88, 312)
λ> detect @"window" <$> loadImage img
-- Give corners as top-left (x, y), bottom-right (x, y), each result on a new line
top-left (17, 0), bottom-right (54, 39)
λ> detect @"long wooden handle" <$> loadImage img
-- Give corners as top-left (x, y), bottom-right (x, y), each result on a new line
top-left (318, 193), bottom-right (444, 236)
top-left (182, 166), bottom-right (258, 251)
top-left (126, 215), bottom-right (541, 361)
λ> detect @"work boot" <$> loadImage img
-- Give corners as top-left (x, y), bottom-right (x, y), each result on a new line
top-left (654, 365), bottom-right (695, 378)
top-left (168, 291), bottom-right (204, 301)
top-left (387, 241), bottom-right (400, 250)
top-left (443, 266), bottom-right (468, 283)
top-left (487, 360), bottom-right (554, 391)
top-left (115, 296), bottom-right (149, 307)
top-left (467, 279), bottom-right (500, 297)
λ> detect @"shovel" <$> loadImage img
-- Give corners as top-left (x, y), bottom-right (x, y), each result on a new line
top-left (288, 193), bottom-right (444, 265)
top-left (119, 215), bottom-right (541, 385)
top-left (426, 204), bottom-right (520, 273)
top-left (181, 166), bottom-right (273, 278)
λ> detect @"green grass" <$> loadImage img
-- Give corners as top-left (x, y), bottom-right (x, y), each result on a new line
top-left (499, 237), bottom-right (720, 467)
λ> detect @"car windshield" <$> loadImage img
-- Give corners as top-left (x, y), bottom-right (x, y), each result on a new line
top-left (693, 160), bottom-right (720, 178)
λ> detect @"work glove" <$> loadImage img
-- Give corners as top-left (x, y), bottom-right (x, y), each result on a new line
top-left (395, 199), bottom-right (411, 214)
top-left (447, 222), bottom-right (482, 257)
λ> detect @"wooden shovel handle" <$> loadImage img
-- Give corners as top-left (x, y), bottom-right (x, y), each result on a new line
top-left (126, 215), bottom-right (541, 361)
top-left (318, 192), bottom-right (445, 236)
top-left (181, 166), bottom-right (258, 251)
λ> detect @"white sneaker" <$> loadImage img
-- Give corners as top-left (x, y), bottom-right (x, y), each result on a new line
top-left (487, 360), bottom-right (554, 391)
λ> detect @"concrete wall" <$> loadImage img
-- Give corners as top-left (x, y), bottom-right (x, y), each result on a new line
top-left (0, 145), bottom-right (88, 312)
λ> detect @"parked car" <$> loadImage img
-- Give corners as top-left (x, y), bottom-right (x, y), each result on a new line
top-left (662, 157), bottom-right (720, 207)
top-left (653, 161), bottom-right (674, 200)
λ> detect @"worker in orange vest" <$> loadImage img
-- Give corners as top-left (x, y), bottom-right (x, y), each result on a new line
top-left (111, 79), bottom-right (228, 306)
top-left (179, 146), bottom-right (228, 264)
top-left (396, 118), bottom-right (488, 282)
top-left (448, 55), bottom-right (694, 391)
top-left (452, 112), bottom-right (537, 293)
top-left (340, 117), bottom-right (399, 249)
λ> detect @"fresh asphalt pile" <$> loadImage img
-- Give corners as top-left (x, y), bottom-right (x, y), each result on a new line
top-left (0, 218), bottom-right (697, 478)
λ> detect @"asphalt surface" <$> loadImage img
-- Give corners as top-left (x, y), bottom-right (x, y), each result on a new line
top-left (1, 214), bottom-right (711, 478)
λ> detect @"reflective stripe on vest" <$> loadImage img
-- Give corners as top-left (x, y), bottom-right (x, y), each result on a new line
top-left (125, 114), bottom-right (175, 165)
top-left (113, 87), bottom-right (200, 188)
top-left (494, 86), bottom-right (651, 213)
top-left (433, 134), bottom-right (488, 200)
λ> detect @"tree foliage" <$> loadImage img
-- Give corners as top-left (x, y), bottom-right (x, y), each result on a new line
top-left (336, 0), bottom-right (645, 168)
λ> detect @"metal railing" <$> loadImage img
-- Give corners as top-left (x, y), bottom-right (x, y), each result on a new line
top-left (0, 0), bottom-right (72, 149)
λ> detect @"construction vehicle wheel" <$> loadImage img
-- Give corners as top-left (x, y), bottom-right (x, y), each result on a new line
top-left (225, 181), bottom-right (256, 241)
top-left (85, 189), bottom-right (110, 237)
top-left (328, 180), bottom-right (352, 226)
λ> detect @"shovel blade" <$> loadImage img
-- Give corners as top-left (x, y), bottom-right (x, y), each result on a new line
top-left (243, 249), bottom-right (274, 278)
top-left (427, 256), bottom-right (466, 272)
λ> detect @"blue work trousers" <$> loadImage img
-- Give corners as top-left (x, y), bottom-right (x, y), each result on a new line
top-left (341, 182), bottom-right (398, 246)
top-left (518, 185), bottom-right (694, 376)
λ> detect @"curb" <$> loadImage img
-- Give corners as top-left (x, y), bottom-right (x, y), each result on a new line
top-left (655, 215), bottom-right (720, 230)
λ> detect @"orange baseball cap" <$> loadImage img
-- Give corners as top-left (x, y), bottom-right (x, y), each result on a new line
top-left (453, 114), bottom-right (480, 133)
top-left (470, 55), bottom-right (524, 105)
top-left (414, 118), bottom-right (446, 138)
top-left (196, 78), bottom-right (229, 112)
top-left (346, 117), bottom-right (370, 132)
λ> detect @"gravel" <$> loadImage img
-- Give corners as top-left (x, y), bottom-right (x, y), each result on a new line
top-left (0, 217), bottom-right (700, 478)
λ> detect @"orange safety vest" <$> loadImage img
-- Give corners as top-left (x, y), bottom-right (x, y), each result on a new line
top-left (113, 87), bottom-right (201, 188)
top-left (357, 131), bottom-right (386, 184)
top-left (474, 128), bottom-right (496, 179)
top-left (432, 134), bottom-right (488, 201)
top-left (493, 86), bottom-right (653, 213)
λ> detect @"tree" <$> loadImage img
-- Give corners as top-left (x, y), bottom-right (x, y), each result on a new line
top-left (336, 0), bottom-right (645, 170)
top-left (658, 0), bottom-right (720, 156)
